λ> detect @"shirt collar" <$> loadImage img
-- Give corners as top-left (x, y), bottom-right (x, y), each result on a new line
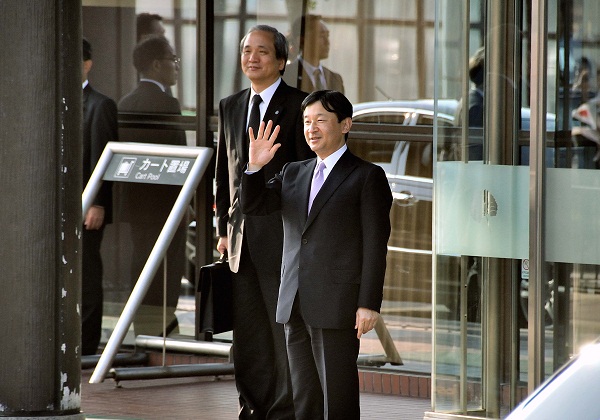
top-left (82, 80), bottom-right (89, 89)
top-left (298, 56), bottom-right (322, 75)
top-left (140, 78), bottom-right (166, 92)
top-left (250, 77), bottom-right (281, 108)
top-left (317, 143), bottom-right (347, 175)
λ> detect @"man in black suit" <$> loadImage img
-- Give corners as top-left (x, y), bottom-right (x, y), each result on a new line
top-left (81, 38), bottom-right (118, 355)
top-left (452, 47), bottom-right (484, 160)
top-left (215, 25), bottom-right (314, 419)
top-left (284, 15), bottom-right (345, 94)
top-left (135, 13), bottom-right (173, 97)
top-left (117, 35), bottom-right (186, 336)
top-left (454, 46), bottom-right (485, 129)
top-left (241, 90), bottom-right (392, 420)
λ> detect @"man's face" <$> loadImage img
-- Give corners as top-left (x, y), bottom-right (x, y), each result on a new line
top-left (155, 45), bottom-right (179, 87)
top-left (305, 20), bottom-right (330, 61)
top-left (241, 30), bottom-right (285, 88)
top-left (82, 59), bottom-right (92, 84)
top-left (303, 101), bottom-right (351, 159)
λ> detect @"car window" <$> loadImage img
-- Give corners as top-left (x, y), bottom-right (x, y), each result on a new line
top-left (415, 113), bottom-right (454, 127)
top-left (353, 111), bottom-right (408, 124)
top-left (348, 139), bottom-right (395, 164)
top-left (346, 136), bottom-right (434, 318)
top-left (349, 139), bottom-right (432, 179)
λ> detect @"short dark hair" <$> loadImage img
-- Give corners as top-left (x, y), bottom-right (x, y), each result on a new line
top-left (133, 35), bottom-right (171, 74)
top-left (240, 25), bottom-right (288, 75)
top-left (301, 90), bottom-right (353, 140)
top-left (136, 12), bottom-right (163, 42)
top-left (82, 38), bottom-right (92, 61)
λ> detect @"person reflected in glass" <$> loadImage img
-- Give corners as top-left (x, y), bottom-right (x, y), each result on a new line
top-left (570, 56), bottom-right (597, 124)
top-left (452, 46), bottom-right (485, 161)
top-left (81, 38), bottom-right (118, 355)
top-left (284, 14), bottom-right (345, 94)
top-left (136, 12), bottom-right (166, 42)
top-left (454, 46), bottom-right (484, 129)
top-left (570, 57), bottom-right (600, 167)
top-left (215, 25), bottom-right (314, 419)
top-left (451, 47), bottom-right (485, 322)
top-left (117, 35), bottom-right (186, 337)
top-left (136, 13), bottom-right (173, 96)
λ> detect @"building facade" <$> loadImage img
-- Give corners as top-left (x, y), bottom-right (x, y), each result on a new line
top-left (81, 1), bottom-right (600, 418)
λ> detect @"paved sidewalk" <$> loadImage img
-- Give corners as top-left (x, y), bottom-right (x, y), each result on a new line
top-left (81, 369), bottom-right (431, 420)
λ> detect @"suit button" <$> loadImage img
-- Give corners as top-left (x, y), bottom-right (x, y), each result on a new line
top-left (302, 238), bottom-right (307, 244)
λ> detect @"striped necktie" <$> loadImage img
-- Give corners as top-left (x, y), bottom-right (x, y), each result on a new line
top-left (313, 68), bottom-right (324, 90)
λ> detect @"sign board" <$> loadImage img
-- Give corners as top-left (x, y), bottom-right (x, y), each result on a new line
top-left (85, 141), bottom-right (214, 384)
top-left (104, 154), bottom-right (195, 185)
top-left (83, 142), bottom-right (213, 216)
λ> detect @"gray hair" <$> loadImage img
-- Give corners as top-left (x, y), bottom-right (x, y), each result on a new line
top-left (240, 25), bottom-right (288, 75)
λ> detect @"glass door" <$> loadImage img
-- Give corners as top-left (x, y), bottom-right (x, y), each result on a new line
top-left (432, 0), bottom-right (600, 418)
top-left (538, 0), bottom-right (600, 385)
top-left (432, 0), bottom-right (527, 417)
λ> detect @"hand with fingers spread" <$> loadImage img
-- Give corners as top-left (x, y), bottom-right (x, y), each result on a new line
top-left (248, 120), bottom-right (281, 172)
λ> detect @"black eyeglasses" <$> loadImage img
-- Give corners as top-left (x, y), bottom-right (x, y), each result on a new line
top-left (161, 56), bottom-right (181, 65)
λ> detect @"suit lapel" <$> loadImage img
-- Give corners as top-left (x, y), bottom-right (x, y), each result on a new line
top-left (300, 66), bottom-right (316, 92)
top-left (264, 82), bottom-right (288, 127)
top-left (235, 90), bottom-right (251, 165)
top-left (83, 85), bottom-right (91, 114)
top-left (299, 159), bottom-right (317, 224)
top-left (304, 150), bottom-right (357, 231)
top-left (323, 68), bottom-right (335, 90)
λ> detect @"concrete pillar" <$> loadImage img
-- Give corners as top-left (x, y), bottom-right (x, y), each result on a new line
top-left (0, 1), bottom-right (84, 418)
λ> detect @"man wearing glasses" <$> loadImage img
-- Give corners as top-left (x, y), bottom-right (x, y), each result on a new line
top-left (117, 35), bottom-right (187, 337)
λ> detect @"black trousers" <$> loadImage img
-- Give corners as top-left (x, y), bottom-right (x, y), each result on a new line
top-left (129, 222), bottom-right (186, 336)
top-left (232, 240), bottom-right (295, 420)
top-left (82, 226), bottom-right (104, 355)
top-left (285, 296), bottom-right (360, 420)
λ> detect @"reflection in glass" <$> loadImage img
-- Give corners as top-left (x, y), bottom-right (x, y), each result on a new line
top-left (83, 1), bottom-right (199, 350)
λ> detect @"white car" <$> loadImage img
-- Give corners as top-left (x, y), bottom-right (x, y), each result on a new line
top-left (350, 100), bottom-right (461, 319)
top-left (506, 340), bottom-right (600, 419)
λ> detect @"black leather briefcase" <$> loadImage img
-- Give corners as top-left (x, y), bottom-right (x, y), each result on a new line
top-left (195, 254), bottom-right (233, 341)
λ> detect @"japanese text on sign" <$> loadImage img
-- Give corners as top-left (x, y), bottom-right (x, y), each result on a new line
top-left (103, 154), bottom-right (194, 186)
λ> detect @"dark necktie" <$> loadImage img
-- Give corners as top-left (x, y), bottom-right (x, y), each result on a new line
top-left (313, 68), bottom-right (324, 90)
top-left (248, 94), bottom-right (263, 138)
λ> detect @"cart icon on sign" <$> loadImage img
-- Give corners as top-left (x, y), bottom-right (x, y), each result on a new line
top-left (114, 157), bottom-right (137, 178)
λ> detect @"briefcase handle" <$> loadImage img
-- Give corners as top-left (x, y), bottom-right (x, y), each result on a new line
top-left (217, 250), bottom-right (228, 264)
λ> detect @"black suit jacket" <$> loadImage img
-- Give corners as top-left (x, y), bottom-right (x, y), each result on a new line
top-left (283, 59), bottom-right (345, 93)
top-left (241, 149), bottom-right (392, 329)
top-left (454, 87), bottom-right (484, 128)
top-left (215, 80), bottom-right (314, 273)
top-left (117, 81), bottom-right (187, 223)
top-left (83, 84), bottom-right (118, 223)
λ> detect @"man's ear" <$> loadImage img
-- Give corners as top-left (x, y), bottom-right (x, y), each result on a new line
top-left (151, 58), bottom-right (162, 73)
top-left (342, 117), bottom-right (352, 134)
